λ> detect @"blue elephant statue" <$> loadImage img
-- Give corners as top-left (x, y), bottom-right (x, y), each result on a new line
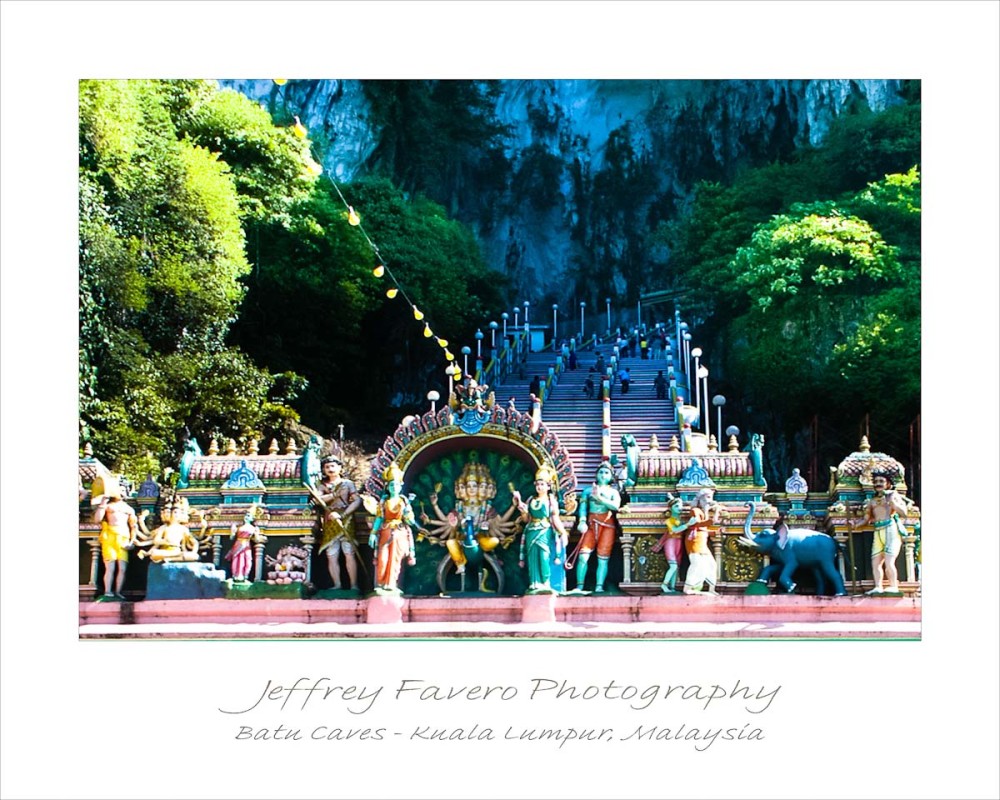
top-left (739, 502), bottom-right (845, 596)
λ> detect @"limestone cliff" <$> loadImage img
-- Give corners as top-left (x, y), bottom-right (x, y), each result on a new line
top-left (222, 79), bottom-right (905, 303)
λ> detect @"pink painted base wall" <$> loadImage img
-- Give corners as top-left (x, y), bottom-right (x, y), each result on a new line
top-left (80, 593), bottom-right (920, 627)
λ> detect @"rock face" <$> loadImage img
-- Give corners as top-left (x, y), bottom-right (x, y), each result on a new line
top-left (222, 79), bottom-right (905, 301)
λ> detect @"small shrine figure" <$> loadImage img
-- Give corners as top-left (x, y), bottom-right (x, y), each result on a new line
top-left (265, 545), bottom-right (308, 584)
top-left (652, 496), bottom-right (686, 594)
top-left (785, 468), bottom-right (808, 493)
top-left (419, 458), bottom-right (519, 574)
top-left (92, 477), bottom-right (138, 600)
top-left (453, 375), bottom-right (492, 411)
top-left (368, 463), bottom-right (417, 593)
top-left (684, 489), bottom-right (721, 595)
top-left (850, 470), bottom-right (909, 594)
top-left (569, 461), bottom-right (621, 593)
top-left (515, 466), bottom-right (568, 594)
top-left (226, 506), bottom-right (263, 582)
top-left (310, 456), bottom-right (362, 591)
top-left (137, 494), bottom-right (208, 564)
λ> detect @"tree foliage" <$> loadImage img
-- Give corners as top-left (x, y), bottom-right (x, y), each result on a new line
top-left (231, 177), bottom-right (507, 435)
top-left (655, 97), bottom-right (920, 478)
top-left (79, 79), bottom-right (314, 481)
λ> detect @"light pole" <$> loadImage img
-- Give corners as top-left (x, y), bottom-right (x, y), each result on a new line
top-left (698, 366), bottom-right (710, 438)
top-left (501, 312), bottom-right (508, 340)
top-left (712, 395), bottom-right (726, 444)
top-left (461, 346), bottom-right (471, 376)
top-left (681, 327), bottom-right (690, 375)
top-left (513, 307), bottom-right (519, 330)
top-left (489, 320), bottom-right (498, 350)
top-left (524, 301), bottom-right (530, 354)
top-left (691, 346), bottom-right (703, 419)
top-left (637, 299), bottom-right (642, 330)
top-left (580, 301), bottom-right (586, 340)
top-left (447, 364), bottom-right (459, 397)
top-left (427, 390), bottom-right (440, 415)
top-left (475, 329), bottom-right (483, 359)
top-left (552, 304), bottom-right (558, 351)
top-left (606, 297), bottom-right (611, 333)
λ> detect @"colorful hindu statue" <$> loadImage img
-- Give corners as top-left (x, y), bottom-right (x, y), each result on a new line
top-left (419, 457), bottom-right (520, 576)
top-left (850, 470), bottom-right (909, 594)
top-left (368, 463), bottom-right (417, 593)
top-left (311, 456), bottom-right (362, 591)
top-left (136, 494), bottom-right (208, 565)
top-left (652, 496), bottom-right (686, 593)
top-left (91, 476), bottom-right (138, 600)
top-left (684, 489), bottom-right (721, 595)
top-left (226, 505), bottom-right (263, 582)
top-left (515, 465), bottom-right (568, 594)
top-left (569, 461), bottom-right (621, 592)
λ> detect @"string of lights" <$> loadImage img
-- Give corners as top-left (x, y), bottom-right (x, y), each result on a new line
top-left (277, 80), bottom-right (458, 372)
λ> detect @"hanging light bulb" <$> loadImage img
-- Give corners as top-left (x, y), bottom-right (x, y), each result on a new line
top-left (292, 115), bottom-right (307, 138)
top-left (444, 350), bottom-right (455, 361)
top-left (386, 287), bottom-right (398, 299)
top-left (436, 337), bottom-right (448, 348)
top-left (423, 323), bottom-right (433, 338)
top-left (413, 307), bottom-right (424, 321)
top-left (273, 79), bottom-right (288, 85)
top-left (348, 207), bottom-right (361, 226)
top-left (372, 265), bottom-right (385, 278)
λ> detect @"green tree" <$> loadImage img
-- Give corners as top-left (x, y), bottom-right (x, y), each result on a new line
top-left (79, 79), bottom-right (313, 481)
top-left (232, 177), bottom-right (507, 435)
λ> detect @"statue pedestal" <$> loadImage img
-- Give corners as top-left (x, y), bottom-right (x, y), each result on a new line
top-left (366, 594), bottom-right (404, 623)
top-left (521, 593), bottom-right (557, 623)
top-left (145, 562), bottom-right (227, 600)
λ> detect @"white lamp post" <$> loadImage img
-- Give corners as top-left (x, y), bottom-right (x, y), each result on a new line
top-left (513, 307), bottom-right (519, 330)
top-left (682, 331), bottom-right (691, 379)
top-left (552, 304), bottom-right (558, 351)
top-left (712, 395), bottom-right (726, 444)
top-left (461, 346), bottom-right (471, 376)
top-left (698, 366), bottom-right (709, 437)
top-left (489, 320), bottom-right (498, 349)
top-left (691, 346), bottom-right (703, 418)
top-left (427, 390), bottom-right (440, 415)
top-left (524, 301), bottom-right (530, 327)
top-left (501, 312), bottom-right (508, 339)
top-left (637, 299), bottom-right (642, 329)
top-left (606, 297), bottom-right (611, 333)
top-left (475, 329), bottom-right (483, 359)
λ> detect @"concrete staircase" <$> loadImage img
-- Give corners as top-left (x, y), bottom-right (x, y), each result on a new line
top-left (608, 351), bottom-right (681, 453)
top-left (536, 349), bottom-right (606, 482)
top-left (488, 339), bottom-right (684, 485)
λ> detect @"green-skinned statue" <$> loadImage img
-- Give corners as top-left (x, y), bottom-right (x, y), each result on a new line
top-left (569, 461), bottom-right (621, 592)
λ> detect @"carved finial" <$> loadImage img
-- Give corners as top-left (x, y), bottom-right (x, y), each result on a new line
top-left (859, 435), bottom-right (871, 452)
top-left (649, 434), bottom-right (660, 451)
top-left (83, 442), bottom-right (94, 458)
top-left (246, 437), bottom-right (259, 455)
top-left (285, 438), bottom-right (298, 455)
top-left (708, 434), bottom-right (718, 452)
top-left (226, 438), bottom-right (238, 455)
top-left (727, 435), bottom-right (740, 453)
top-left (208, 438), bottom-right (220, 456)
top-left (668, 435), bottom-right (680, 452)
top-left (268, 438), bottom-right (279, 455)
